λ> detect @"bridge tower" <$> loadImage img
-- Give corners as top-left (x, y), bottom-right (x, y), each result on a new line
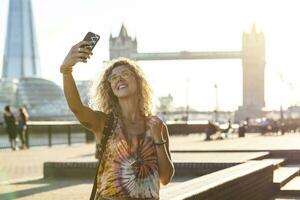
top-left (109, 24), bottom-right (137, 60)
top-left (235, 24), bottom-right (266, 121)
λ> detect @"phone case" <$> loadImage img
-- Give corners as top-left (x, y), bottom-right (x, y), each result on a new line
top-left (82, 32), bottom-right (100, 50)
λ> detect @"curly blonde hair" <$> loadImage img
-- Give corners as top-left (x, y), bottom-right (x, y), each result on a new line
top-left (89, 57), bottom-right (152, 117)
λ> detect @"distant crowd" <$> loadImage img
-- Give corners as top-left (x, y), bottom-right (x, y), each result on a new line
top-left (204, 117), bottom-right (299, 141)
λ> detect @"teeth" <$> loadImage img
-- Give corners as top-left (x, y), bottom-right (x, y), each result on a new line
top-left (118, 85), bottom-right (127, 89)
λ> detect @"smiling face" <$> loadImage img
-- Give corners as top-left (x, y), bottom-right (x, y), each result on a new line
top-left (108, 65), bottom-right (138, 99)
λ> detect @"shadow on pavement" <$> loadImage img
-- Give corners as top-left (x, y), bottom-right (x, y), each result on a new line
top-left (69, 153), bottom-right (94, 159)
top-left (0, 177), bottom-right (92, 200)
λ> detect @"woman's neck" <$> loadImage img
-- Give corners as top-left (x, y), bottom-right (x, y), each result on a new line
top-left (118, 95), bottom-right (142, 122)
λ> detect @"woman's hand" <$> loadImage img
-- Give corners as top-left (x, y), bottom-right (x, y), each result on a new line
top-left (60, 41), bottom-right (93, 73)
top-left (146, 116), bottom-right (164, 142)
top-left (147, 115), bottom-right (174, 185)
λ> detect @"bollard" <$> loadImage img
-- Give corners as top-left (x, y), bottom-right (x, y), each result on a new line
top-left (85, 128), bottom-right (94, 143)
top-left (67, 125), bottom-right (71, 145)
top-left (26, 125), bottom-right (30, 148)
top-left (48, 125), bottom-right (52, 147)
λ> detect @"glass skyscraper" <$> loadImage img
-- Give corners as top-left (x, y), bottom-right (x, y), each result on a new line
top-left (2, 0), bottom-right (41, 79)
top-left (0, 0), bottom-right (74, 121)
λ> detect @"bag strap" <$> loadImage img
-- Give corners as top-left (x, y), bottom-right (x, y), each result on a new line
top-left (89, 113), bottom-right (115, 200)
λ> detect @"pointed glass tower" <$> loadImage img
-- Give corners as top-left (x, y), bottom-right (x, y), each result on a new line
top-left (2, 0), bottom-right (41, 79)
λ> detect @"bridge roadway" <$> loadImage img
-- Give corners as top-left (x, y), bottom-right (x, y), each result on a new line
top-left (130, 50), bottom-right (242, 60)
top-left (1, 132), bottom-right (300, 199)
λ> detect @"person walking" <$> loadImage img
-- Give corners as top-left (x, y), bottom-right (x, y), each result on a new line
top-left (3, 105), bottom-right (18, 150)
top-left (17, 107), bottom-right (29, 149)
top-left (60, 40), bottom-right (174, 199)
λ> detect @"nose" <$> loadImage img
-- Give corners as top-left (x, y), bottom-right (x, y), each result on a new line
top-left (117, 74), bottom-right (127, 83)
top-left (114, 76), bottom-right (126, 87)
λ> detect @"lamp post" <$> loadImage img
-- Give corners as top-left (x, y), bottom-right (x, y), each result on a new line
top-left (214, 83), bottom-right (219, 122)
top-left (185, 79), bottom-right (189, 123)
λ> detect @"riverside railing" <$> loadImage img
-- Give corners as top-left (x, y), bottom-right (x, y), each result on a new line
top-left (0, 121), bottom-right (210, 149)
top-left (0, 121), bottom-right (94, 149)
top-left (0, 120), bottom-right (262, 149)
top-left (26, 121), bottom-right (95, 148)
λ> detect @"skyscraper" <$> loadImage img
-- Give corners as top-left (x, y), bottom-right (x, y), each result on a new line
top-left (2, 0), bottom-right (41, 78)
top-left (0, 0), bottom-right (72, 121)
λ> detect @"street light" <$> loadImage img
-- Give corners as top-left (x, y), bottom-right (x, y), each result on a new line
top-left (185, 79), bottom-right (189, 123)
top-left (214, 83), bottom-right (219, 122)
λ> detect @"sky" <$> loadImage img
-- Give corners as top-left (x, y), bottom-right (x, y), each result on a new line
top-left (1, 0), bottom-right (300, 111)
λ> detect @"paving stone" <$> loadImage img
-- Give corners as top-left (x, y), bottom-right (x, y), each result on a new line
top-left (1, 132), bottom-right (300, 199)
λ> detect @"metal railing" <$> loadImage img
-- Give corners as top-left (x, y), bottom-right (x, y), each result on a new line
top-left (0, 121), bottom-right (94, 149)
top-left (0, 120), bottom-right (266, 149)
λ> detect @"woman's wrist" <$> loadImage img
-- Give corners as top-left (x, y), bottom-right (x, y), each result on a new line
top-left (154, 139), bottom-right (166, 145)
top-left (60, 64), bottom-right (73, 74)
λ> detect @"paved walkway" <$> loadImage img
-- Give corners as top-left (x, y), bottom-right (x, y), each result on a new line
top-left (170, 132), bottom-right (300, 151)
top-left (1, 132), bottom-right (300, 199)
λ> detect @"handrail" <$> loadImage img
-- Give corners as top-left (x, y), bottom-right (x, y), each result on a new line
top-left (0, 121), bottom-right (94, 149)
top-left (27, 121), bottom-right (79, 125)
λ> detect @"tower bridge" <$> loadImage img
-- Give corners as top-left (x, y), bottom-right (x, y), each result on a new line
top-left (130, 51), bottom-right (242, 61)
top-left (110, 24), bottom-right (266, 121)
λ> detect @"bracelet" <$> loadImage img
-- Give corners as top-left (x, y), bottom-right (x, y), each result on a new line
top-left (60, 65), bottom-right (73, 74)
top-left (154, 139), bottom-right (166, 145)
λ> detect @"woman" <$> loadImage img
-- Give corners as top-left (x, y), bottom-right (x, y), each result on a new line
top-left (60, 41), bottom-right (174, 199)
top-left (18, 107), bottom-right (29, 149)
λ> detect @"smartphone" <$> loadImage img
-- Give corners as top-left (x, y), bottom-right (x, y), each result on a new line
top-left (81, 32), bottom-right (100, 50)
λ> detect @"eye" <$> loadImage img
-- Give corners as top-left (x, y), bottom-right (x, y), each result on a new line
top-left (122, 71), bottom-right (130, 78)
top-left (108, 74), bottom-right (117, 83)
top-left (111, 75), bottom-right (118, 82)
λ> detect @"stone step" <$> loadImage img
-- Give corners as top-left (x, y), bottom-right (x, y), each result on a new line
top-left (272, 196), bottom-right (300, 200)
top-left (286, 164), bottom-right (300, 169)
top-left (160, 160), bottom-right (274, 200)
top-left (43, 152), bottom-right (269, 178)
top-left (279, 176), bottom-right (300, 196)
top-left (262, 158), bottom-right (286, 170)
top-left (273, 166), bottom-right (300, 190)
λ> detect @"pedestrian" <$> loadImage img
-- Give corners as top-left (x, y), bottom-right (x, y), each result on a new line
top-left (205, 120), bottom-right (217, 141)
top-left (60, 40), bottom-right (174, 200)
top-left (223, 119), bottom-right (232, 138)
top-left (3, 105), bottom-right (18, 150)
top-left (238, 121), bottom-right (247, 137)
top-left (18, 107), bottom-right (29, 149)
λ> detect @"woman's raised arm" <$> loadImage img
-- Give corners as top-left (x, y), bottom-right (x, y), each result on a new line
top-left (60, 41), bottom-right (106, 140)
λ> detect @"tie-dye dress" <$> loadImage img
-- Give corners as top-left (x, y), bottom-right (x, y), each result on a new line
top-left (94, 119), bottom-right (160, 200)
